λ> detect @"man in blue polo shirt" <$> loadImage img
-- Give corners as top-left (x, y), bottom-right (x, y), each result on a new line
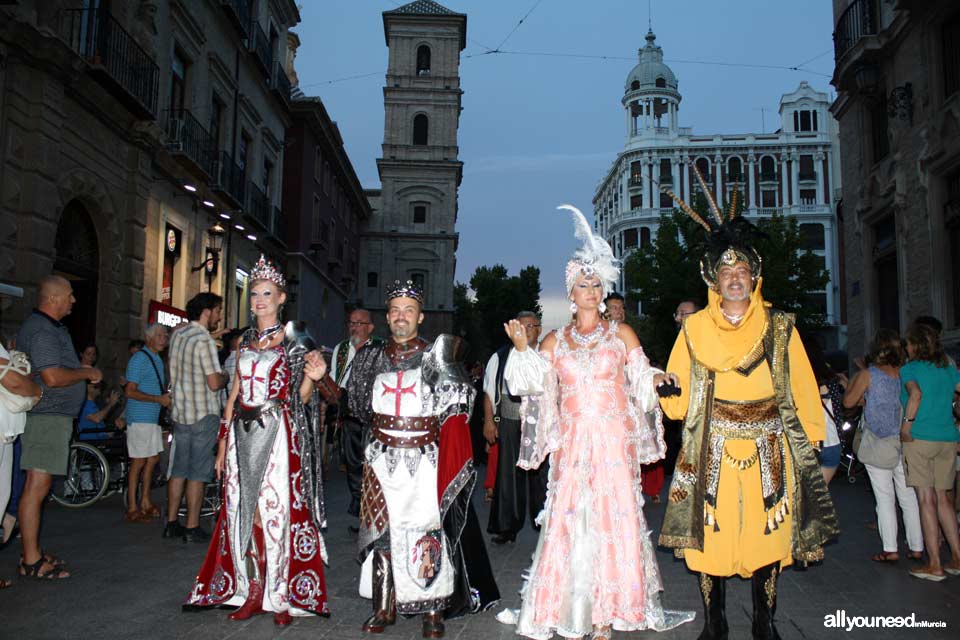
top-left (16, 275), bottom-right (102, 579)
top-left (123, 323), bottom-right (170, 522)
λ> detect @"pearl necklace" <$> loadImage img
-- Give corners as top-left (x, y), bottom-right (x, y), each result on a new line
top-left (720, 308), bottom-right (745, 325)
top-left (570, 323), bottom-right (604, 346)
top-left (256, 322), bottom-right (284, 345)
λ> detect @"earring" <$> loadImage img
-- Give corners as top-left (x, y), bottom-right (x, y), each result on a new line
top-left (569, 301), bottom-right (578, 314)
top-left (599, 302), bottom-right (607, 314)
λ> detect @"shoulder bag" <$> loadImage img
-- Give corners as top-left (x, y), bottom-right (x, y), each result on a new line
top-left (853, 416), bottom-right (902, 470)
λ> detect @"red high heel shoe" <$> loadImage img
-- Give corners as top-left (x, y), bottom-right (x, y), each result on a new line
top-left (274, 611), bottom-right (292, 626)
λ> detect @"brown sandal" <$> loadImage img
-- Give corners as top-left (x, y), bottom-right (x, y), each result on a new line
top-left (123, 510), bottom-right (149, 523)
top-left (871, 551), bottom-right (899, 563)
top-left (140, 506), bottom-right (161, 519)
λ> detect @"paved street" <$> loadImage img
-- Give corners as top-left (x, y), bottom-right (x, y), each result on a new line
top-left (1, 465), bottom-right (956, 640)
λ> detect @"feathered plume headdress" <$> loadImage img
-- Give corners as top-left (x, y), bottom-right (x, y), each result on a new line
top-left (558, 204), bottom-right (620, 295)
top-left (661, 162), bottom-right (765, 288)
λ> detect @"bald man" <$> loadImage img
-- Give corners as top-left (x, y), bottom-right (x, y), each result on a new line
top-left (15, 275), bottom-right (102, 579)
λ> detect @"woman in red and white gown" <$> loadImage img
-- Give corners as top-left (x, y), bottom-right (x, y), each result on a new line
top-left (185, 258), bottom-right (329, 625)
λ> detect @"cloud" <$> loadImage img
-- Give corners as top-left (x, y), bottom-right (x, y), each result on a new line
top-left (467, 151), bottom-right (616, 174)
top-left (540, 293), bottom-right (572, 333)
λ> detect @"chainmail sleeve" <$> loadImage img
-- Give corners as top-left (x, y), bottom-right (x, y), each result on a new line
top-left (284, 334), bottom-right (326, 532)
top-left (346, 343), bottom-right (387, 426)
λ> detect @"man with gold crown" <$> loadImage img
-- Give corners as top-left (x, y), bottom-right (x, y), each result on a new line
top-left (346, 280), bottom-right (499, 638)
top-left (657, 170), bottom-right (839, 640)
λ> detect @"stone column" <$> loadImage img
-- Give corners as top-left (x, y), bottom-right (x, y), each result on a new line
top-left (780, 152), bottom-right (789, 209)
top-left (791, 152), bottom-right (800, 210)
top-left (815, 151), bottom-right (825, 205)
top-left (682, 155), bottom-right (690, 201)
top-left (714, 153), bottom-right (723, 207)
top-left (642, 157), bottom-right (652, 210)
top-left (651, 154), bottom-right (660, 212)
top-left (747, 153), bottom-right (757, 212)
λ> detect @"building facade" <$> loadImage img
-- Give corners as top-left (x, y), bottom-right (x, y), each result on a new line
top-left (594, 31), bottom-right (846, 347)
top-left (358, 0), bottom-right (466, 339)
top-left (830, 0), bottom-right (960, 357)
top-left (281, 91), bottom-right (370, 347)
top-left (0, 0), bottom-right (298, 378)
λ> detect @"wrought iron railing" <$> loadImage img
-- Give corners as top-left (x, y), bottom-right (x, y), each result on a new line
top-left (249, 21), bottom-right (272, 72)
top-left (246, 182), bottom-right (270, 229)
top-left (164, 109), bottom-right (216, 176)
top-left (759, 171), bottom-right (778, 182)
top-left (271, 62), bottom-right (292, 104)
top-left (61, 8), bottom-right (159, 116)
top-left (798, 171), bottom-right (818, 182)
top-left (211, 152), bottom-right (246, 205)
top-left (628, 177), bottom-right (643, 188)
top-left (220, 0), bottom-right (251, 38)
top-left (834, 0), bottom-right (877, 61)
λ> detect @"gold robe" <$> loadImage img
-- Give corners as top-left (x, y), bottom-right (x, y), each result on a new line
top-left (658, 281), bottom-right (838, 577)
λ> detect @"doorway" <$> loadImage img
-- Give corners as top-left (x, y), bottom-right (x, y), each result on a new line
top-left (54, 200), bottom-right (100, 351)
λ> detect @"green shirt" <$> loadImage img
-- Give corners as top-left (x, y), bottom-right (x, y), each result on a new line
top-left (900, 361), bottom-right (960, 442)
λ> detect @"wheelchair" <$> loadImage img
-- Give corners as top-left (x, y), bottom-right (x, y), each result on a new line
top-left (49, 425), bottom-right (129, 508)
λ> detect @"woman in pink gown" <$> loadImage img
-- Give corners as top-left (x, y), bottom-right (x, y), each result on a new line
top-left (497, 206), bottom-right (694, 639)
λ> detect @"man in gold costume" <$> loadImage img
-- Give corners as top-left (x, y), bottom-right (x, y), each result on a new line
top-left (658, 173), bottom-right (838, 640)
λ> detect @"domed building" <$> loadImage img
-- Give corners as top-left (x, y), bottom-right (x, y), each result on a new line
top-left (594, 30), bottom-right (846, 347)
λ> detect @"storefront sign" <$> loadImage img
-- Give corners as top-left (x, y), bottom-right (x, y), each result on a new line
top-left (148, 300), bottom-right (188, 328)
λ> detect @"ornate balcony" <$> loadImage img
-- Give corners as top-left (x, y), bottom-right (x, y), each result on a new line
top-left (163, 109), bottom-right (216, 178)
top-left (833, 0), bottom-right (877, 62)
top-left (271, 62), bottom-right (292, 106)
top-left (246, 182), bottom-right (270, 230)
top-left (220, 0), bottom-right (251, 38)
top-left (798, 170), bottom-right (818, 182)
top-left (211, 152), bottom-right (246, 207)
top-left (628, 176), bottom-right (643, 189)
top-left (61, 8), bottom-right (159, 118)
top-left (249, 21), bottom-right (272, 74)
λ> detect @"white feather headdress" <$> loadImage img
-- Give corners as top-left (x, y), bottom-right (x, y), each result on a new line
top-left (558, 204), bottom-right (620, 295)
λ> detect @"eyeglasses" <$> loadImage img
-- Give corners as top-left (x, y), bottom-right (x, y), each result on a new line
top-left (347, 321), bottom-right (372, 327)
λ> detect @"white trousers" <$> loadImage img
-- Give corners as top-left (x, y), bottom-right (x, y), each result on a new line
top-left (0, 441), bottom-right (12, 517)
top-left (864, 460), bottom-right (923, 553)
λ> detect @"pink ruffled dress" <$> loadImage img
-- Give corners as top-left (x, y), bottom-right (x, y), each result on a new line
top-left (501, 322), bottom-right (694, 638)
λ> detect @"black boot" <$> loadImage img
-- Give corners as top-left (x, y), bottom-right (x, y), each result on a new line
top-left (696, 573), bottom-right (728, 639)
top-left (422, 610), bottom-right (445, 638)
top-left (751, 563), bottom-right (782, 640)
top-left (362, 551), bottom-right (396, 633)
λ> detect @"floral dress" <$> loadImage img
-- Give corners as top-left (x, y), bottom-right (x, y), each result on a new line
top-left (501, 322), bottom-right (694, 638)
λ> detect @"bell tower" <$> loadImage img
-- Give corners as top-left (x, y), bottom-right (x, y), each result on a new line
top-left (360, 0), bottom-right (466, 337)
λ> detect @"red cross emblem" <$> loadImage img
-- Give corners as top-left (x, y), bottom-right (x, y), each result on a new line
top-left (240, 360), bottom-right (267, 400)
top-left (381, 370), bottom-right (417, 415)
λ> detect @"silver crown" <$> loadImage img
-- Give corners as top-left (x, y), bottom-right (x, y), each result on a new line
top-left (386, 279), bottom-right (424, 304)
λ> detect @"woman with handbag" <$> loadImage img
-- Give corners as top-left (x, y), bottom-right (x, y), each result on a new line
top-left (899, 323), bottom-right (960, 581)
top-left (0, 341), bottom-right (42, 589)
top-left (843, 329), bottom-right (923, 563)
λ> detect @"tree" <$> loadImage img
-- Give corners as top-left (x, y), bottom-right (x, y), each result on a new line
top-left (453, 264), bottom-right (542, 364)
top-left (623, 194), bottom-right (830, 365)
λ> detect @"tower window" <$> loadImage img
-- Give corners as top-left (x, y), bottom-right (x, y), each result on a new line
top-left (416, 45), bottom-right (431, 76)
top-left (413, 114), bottom-right (428, 146)
top-left (799, 110), bottom-right (812, 131)
top-left (412, 203), bottom-right (427, 224)
top-left (655, 77), bottom-right (666, 88)
top-left (409, 271), bottom-right (426, 290)
top-left (367, 272), bottom-right (378, 288)
top-left (640, 227), bottom-right (651, 247)
top-left (624, 228), bottom-right (638, 248)
top-left (630, 80), bottom-right (640, 91)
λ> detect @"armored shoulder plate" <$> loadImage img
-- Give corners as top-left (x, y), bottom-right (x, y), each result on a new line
top-left (421, 334), bottom-right (469, 387)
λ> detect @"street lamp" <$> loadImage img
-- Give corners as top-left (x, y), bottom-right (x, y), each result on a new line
top-left (192, 223), bottom-right (227, 290)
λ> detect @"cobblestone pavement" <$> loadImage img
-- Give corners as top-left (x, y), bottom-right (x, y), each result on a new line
top-left (1, 465), bottom-right (956, 639)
